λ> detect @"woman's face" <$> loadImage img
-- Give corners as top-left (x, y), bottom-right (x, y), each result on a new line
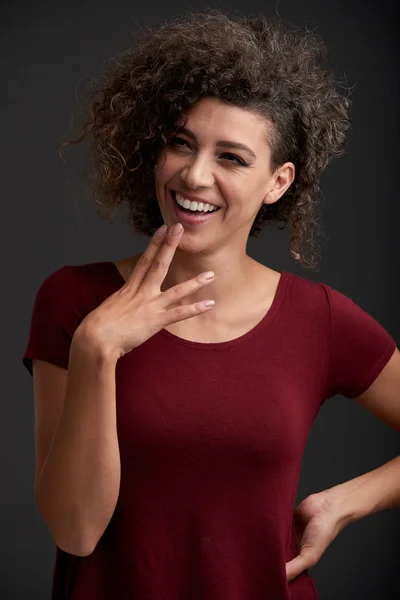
top-left (154, 96), bottom-right (294, 253)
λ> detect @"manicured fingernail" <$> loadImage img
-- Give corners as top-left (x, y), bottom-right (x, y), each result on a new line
top-left (203, 300), bottom-right (215, 307)
top-left (172, 223), bottom-right (183, 235)
top-left (200, 271), bottom-right (215, 281)
top-left (157, 225), bottom-right (167, 236)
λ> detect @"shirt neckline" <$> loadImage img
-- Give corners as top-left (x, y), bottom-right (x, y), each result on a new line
top-left (107, 261), bottom-right (290, 350)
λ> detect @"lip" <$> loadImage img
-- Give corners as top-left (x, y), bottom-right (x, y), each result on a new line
top-left (170, 191), bottom-right (221, 226)
top-left (173, 190), bottom-right (220, 208)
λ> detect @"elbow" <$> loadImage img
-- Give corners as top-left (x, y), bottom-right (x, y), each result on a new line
top-left (52, 524), bottom-right (99, 557)
top-left (52, 524), bottom-right (99, 556)
top-left (55, 536), bottom-right (96, 557)
top-left (35, 497), bottom-right (98, 557)
top-left (35, 486), bottom-right (112, 557)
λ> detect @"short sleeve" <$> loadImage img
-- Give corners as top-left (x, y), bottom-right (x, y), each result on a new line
top-left (322, 284), bottom-right (397, 400)
top-left (22, 265), bottom-right (86, 376)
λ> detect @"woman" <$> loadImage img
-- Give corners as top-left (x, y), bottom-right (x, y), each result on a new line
top-left (22, 9), bottom-right (400, 600)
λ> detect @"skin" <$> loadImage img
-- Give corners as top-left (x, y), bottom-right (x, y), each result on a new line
top-left (120, 97), bottom-right (295, 328)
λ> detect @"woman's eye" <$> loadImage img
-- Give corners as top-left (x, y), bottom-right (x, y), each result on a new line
top-left (168, 136), bottom-right (189, 147)
top-left (221, 153), bottom-right (247, 166)
top-left (167, 138), bottom-right (247, 166)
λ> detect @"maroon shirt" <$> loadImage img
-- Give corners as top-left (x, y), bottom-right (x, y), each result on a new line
top-left (22, 262), bottom-right (397, 600)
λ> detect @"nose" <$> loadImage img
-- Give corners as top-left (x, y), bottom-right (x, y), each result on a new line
top-left (180, 155), bottom-right (215, 189)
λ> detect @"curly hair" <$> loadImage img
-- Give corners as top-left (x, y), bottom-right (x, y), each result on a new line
top-left (61, 8), bottom-right (352, 271)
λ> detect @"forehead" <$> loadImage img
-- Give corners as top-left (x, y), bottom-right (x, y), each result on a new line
top-left (182, 97), bottom-right (271, 147)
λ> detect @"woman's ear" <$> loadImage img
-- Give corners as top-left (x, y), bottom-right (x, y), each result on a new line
top-left (263, 162), bottom-right (295, 205)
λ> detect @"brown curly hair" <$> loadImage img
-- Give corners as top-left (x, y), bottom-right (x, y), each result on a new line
top-left (61, 8), bottom-right (352, 271)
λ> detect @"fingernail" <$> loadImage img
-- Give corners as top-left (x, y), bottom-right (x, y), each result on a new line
top-left (200, 271), bottom-right (215, 281)
top-left (203, 300), bottom-right (215, 307)
top-left (172, 223), bottom-right (183, 235)
top-left (157, 225), bottom-right (168, 236)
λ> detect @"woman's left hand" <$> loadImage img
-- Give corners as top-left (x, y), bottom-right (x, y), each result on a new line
top-left (285, 491), bottom-right (345, 582)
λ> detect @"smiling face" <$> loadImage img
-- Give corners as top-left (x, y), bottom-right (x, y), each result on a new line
top-left (154, 97), bottom-right (294, 254)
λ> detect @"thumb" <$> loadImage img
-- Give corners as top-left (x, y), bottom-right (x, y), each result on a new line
top-left (286, 551), bottom-right (313, 582)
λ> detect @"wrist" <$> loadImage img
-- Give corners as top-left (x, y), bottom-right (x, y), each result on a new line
top-left (319, 484), bottom-right (360, 529)
top-left (318, 456), bottom-right (400, 528)
top-left (72, 324), bottom-right (119, 366)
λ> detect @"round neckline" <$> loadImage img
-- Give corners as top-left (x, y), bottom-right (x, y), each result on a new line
top-left (107, 261), bottom-right (290, 350)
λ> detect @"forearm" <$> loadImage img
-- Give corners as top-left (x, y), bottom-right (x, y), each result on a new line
top-left (37, 329), bottom-right (121, 556)
top-left (322, 455), bottom-right (400, 528)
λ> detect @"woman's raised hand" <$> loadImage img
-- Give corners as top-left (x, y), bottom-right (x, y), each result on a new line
top-left (77, 223), bottom-right (215, 361)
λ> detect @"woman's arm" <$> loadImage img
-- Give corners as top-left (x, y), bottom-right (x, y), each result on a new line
top-left (330, 346), bottom-right (400, 521)
top-left (35, 327), bottom-right (120, 557)
top-left (323, 347), bottom-right (400, 522)
top-left (286, 348), bottom-right (400, 581)
top-left (321, 455), bottom-right (400, 527)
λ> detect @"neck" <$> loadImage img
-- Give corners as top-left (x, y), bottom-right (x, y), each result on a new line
top-left (160, 247), bottom-right (257, 315)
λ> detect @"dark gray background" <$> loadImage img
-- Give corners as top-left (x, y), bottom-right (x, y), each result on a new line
top-left (4, 0), bottom-right (399, 598)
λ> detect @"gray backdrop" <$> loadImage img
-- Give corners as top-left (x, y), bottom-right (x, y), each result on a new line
top-left (3, 0), bottom-right (399, 598)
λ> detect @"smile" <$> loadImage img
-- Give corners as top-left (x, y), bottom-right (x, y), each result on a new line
top-left (175, 193), bottom-right (219, 213)
top-left (170, 191), bottom-right (221, 226)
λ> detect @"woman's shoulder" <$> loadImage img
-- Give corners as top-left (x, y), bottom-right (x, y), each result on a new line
top-left (112, 254), bottom-right (142, 283)
top-left (280, 270), bottom-right (332, 323)
top-left (34, 259), bottom-right (131, 309)
top-left (47, 259), bottom-right (131, 285)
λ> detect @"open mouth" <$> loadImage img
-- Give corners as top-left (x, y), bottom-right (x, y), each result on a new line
top-left (171, 191), bottom-right (220, 216)
top-left (170, 191), bottom-right (221, 225)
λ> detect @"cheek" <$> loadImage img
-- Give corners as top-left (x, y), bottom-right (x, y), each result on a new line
top-left (224, 182), bottom-right (266, 217)
top-left (155, 154), bottom-right (178, 186)
top-left (222, 182), bottom-right (248, 210)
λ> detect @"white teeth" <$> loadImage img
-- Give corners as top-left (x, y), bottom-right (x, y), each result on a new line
top-left (175, 193), bottom-right (218, 213)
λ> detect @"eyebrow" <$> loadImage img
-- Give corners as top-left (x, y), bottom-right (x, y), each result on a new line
top-left (175, 126), bottom-right (257, 159)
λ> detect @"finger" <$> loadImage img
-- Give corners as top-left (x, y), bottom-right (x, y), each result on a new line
top-left (285, 554), bottom-right (311, 582)
top-left (126, 224), bottom-right (168, 288)
top-left (162, 298), bottom-right (215, 326)
top-left (162, 270), bottom-right (215, 309)
top-left (141, 223), bottom-right (184, 288)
